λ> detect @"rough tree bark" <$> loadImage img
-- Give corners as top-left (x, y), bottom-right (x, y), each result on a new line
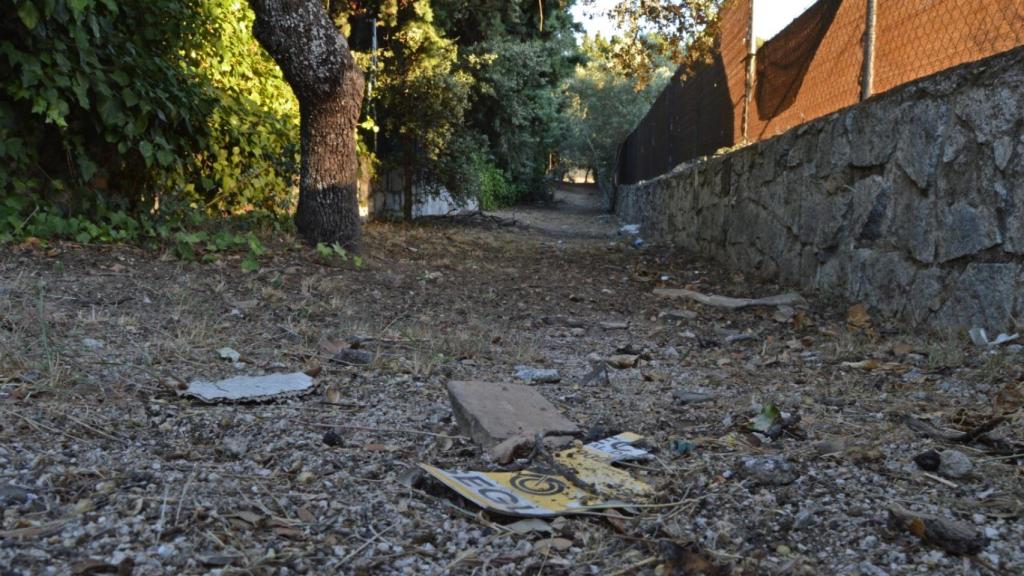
top-left (249, 0), bottom-right (365, 250)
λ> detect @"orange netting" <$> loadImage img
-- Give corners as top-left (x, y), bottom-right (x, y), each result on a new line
top-left (618, 0), bottom-right (1024, 185)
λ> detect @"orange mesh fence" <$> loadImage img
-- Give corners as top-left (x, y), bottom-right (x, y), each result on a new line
top-left (751, 0), bottom-right (863, 140)
top-left (618, 0), bottom-right (1024, 185)
top-left (874, 0), bottom-right (1024, 94)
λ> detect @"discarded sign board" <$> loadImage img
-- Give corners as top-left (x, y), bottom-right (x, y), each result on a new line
top-left (421, 433), bottom-right (652, 517)
top-left (180, 372), bottom-right (315, 403)
top-left (554, 433), bottom-right (653, 498)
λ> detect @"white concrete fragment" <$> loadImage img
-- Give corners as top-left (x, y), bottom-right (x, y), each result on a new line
top-left (182, 372), bottom-right (314, 403)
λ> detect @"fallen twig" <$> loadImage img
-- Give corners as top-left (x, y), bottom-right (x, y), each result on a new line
top-left (1, 408), bottom-right (87, 443)
top-left (888, 504), bottom-right (988, 555)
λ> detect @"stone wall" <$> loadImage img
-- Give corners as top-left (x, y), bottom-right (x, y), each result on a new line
top-left (616, 47), bottom-right (1024, 332)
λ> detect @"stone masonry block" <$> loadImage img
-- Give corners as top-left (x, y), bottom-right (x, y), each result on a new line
top-left (446, 381), bottom-right (579, 449)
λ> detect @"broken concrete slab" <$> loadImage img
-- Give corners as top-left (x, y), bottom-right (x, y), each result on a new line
top-left (181, 372), bottom-right (315, 403)
top-left (446, 381), bottom-right (579, 449)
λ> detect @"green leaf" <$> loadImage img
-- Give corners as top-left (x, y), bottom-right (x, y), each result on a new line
top-left (240, 255), bottom-right (260, 272)
top-left (138, 141), bottom-right (153, 165)
top-left (155, 148), bottom-right (173, 167)
top-left (68, 0), bottom-right (91, 18)
top-left (751, 403), bottom-right (781, 433)
top-left (18, 2), bottom-right (40, 30)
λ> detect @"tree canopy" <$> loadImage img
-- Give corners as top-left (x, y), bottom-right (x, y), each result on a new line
top-left (1, 0), bottom-right (711, 243)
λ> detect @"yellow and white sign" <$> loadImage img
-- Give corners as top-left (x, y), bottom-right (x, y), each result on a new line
top-left (421, 433), bottom-right (652, 517)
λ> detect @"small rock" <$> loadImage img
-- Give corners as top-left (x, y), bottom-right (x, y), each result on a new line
top-left (662, 346), bottom-right (681, 359)
top-left (534, 537), bottom-right (573, 554)
top-left (913, 449), bottom-right (941, 472)
top-left (297, 471), bottom-right (315, 484)
top-left (514, 366), bottom-right (561, 384)
top-left (661, 309), bottom-right (697, 321)
top-left (217, 347), bottom-right (241, 362)
top-left (859, 562), bottom-right (890, 576)
top-left (599, 321), bottom-right (629, 331)
top-left (581, 363), bottom-right (610, 387)
top-left (606, 354), bottom-right (639, 369)
top-left (322, 430), bottom-right (344, 447)
top-left (793, 505), bottom-right (818, 530)
top-left (740, 456), bottom-right (799, 486)
top-left (725, 333), bottom-right (758, 344)
top-left (334, 348), bottom-right (374, 365)
top-left (814, 438), bottom-right (847, 457)
top-left (222, 436), bottom-right (249, 458)
top-left (672, 390), bottom-right (717, 405)
top-left (938, 449), bottom-right (973, 478)
top-left (81, 338), bottom-right (104, 349)
top-left (0, 484), bottom-right (34, 506)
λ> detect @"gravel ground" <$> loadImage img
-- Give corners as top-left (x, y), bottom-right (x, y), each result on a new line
top-left (1, 188), bottom-right (1022, 575)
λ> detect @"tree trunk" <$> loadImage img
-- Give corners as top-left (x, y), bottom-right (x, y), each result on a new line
top-left (249, 0), bottom-right (365, 250)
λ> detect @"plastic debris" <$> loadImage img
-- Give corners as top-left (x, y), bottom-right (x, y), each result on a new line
top-left (668, 437), bottom-right (693, 456)
top-left (514, 366), bottom-right (561, 384)
top-left (421, 433), bottom-right (652, 517)
top-left (672, 390), bottom-right (718, 405)
top-left (217, 347), bottom-right (241, 362)
top-left (180, 372), bottom-right (315, 403)
top-left (81, 338), bottom-right (105, 349)
top-left (968, 327), bottom-right (1018, 348)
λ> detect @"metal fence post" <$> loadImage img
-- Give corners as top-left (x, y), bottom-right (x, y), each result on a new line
top-left (741, 0), bottom-right (756, 142)
top-left (861, 0), bottom-right (877, 100)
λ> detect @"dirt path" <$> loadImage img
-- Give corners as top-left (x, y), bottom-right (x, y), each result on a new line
top-left (1, 195), bottom-right (1022, 575)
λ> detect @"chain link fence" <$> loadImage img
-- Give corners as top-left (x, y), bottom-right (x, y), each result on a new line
top-left (617, 0), bottom-right (1024, 186)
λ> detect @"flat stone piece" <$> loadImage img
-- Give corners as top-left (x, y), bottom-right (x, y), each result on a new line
top-left (446, 381), bottom-right (579, 448)
top-left (182, 372), bottom-right (314, 403)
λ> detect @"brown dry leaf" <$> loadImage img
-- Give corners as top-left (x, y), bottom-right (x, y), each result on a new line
top-left (606, 354), bottom-right (639, 369)
top-left (71, 559), bottom-right (121, 575)
top-left (847, 304), bottom-right (871, 331)
top-left (318, 337), bottom-right (346, 357)
top-left (792, 310), bottom-right (807, 330)
top-left (230, 511), bottom-right (264, 525)
top-left (993, 381), bottom-right (1023, 415)
top-left (0, 519), bottom-right (68, 539)
top-left (297, 506), bottom-right (317, 524)
top-left (324, 385), bottom-right (341, 404)
top-left (604, 509), bottom-right (629, 534)
top-left (841, 359), bottom-right (881, 371)
top-left (909, 517), bottom-right (926, 538)
top-left (660, 541), bottom-right (729, 576)
top-left (272, 525), bottom-right (305, 539)
top-left (364, 443), bottom-right (388, 451)
top-left (71, 557), bottom-right (133, 573)
top-left (534, 537), bottom-right (573, 554)
top-left (892, 343), bottom-right (915, 356)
